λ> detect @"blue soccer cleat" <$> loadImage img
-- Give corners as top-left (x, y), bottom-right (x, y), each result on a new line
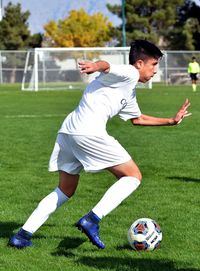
top-left (76, 211), bottom-right (105, 249)
top-left (8, 228), bottom-right (33, 249)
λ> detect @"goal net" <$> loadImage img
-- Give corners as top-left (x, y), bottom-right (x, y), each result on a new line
top-left (22, 47), bottom-right (152, 91)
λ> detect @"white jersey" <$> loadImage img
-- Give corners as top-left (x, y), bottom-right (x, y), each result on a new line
top-left (59, 64), bottom-right (142, 136)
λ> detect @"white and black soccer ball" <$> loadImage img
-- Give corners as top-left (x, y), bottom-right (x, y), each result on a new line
top-left (127, 218), bottom-right (162, 251)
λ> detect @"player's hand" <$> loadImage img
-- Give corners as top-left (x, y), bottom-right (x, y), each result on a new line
top-left (78, 60), bottom-right (98, 74)
top-left (173, 99), bottom-right (191, 125)
top-left (78, 60), bottom-right (110, 74)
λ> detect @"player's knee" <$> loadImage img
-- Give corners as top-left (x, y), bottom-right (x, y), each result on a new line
top-left (128, 161), bottom-right (142, 181)
top-left (135, 172), bottom-right (142, 182)
top-left (130, 170), bottom-right (142, 182)
top-left (121, 169), bottom-right (142, 182)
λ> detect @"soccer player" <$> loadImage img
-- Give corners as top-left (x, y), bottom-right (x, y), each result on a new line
top-left (9, 40), bottom-right (191, 249)
top-left (187, 56), bottom-right (200, 92)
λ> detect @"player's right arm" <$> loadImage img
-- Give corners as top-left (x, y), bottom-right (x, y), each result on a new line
top-left (78, 60), bottom-right (139, 87)
top-left (131, 99), bottom-right (191, 126)
top-left (78, 60), bottom-right (110, 74)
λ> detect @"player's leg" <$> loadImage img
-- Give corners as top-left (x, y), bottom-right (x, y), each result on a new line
top-left (191, 74), bottom-right (197, 91)
top-left (74, 134), bottom-right (142, 249)
top-left (76, 159), bottom-right (141, 249)
top-left (9, 133), bottom-right (83, 249)
top-left (8, 171), bottom-right (79, 249)
top-left (91, 159), bottom-right (141, 219)
top-left (192, 79), bottom-right (196, 91)
top-left (21, 171), bottom-right (79, 233)
top-left (194, 76), bottom-right (197, 91)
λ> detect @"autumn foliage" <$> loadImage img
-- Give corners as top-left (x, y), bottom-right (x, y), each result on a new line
top-left (44, 8), bottom-right (113, 47)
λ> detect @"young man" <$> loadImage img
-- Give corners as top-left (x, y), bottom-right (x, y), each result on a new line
top-left (9, 40), bottom-right (191, 249)
top-left (188, 56), bottom-right (200, 92)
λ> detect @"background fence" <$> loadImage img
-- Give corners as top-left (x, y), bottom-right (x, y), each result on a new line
top-left (0, 48), bottom-right (199, 90)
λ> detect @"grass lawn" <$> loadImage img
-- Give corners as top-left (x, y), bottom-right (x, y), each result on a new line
top-left (0, 83), bottom-right (199, 271)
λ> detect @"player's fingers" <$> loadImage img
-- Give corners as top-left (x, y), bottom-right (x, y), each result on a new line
top-left (183, 98), bottom-right (190, 106)
top-left (181, 98), bottom-right (188, 107)
top-left (177, 119), bottom-right (183, 124)
top-left (78, 60), bottom-right (85, 65)
top-left (182, 99), bottom-right (190, 109)
top-left (180, 102), bottom-right (190, 113)
top-left (184, 102), bottom-right (191, 110)
top-left (79, 65), bottom-right (92, 73)
top-left (184, 113), bottom-right (192, 118)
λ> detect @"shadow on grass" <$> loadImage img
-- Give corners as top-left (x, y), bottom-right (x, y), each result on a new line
top-left (78, 256), bottom-right (199, 271)
top-left (52, 236), bottom-right (85, 257)
top-left (0, 221), bottom-right (21, 238)
top-left (0, 221), bottom-right (54, 241)
top-left (167, 176), bottom-right (200, 183)
top-left (52, 239), bottom-right (199, 271)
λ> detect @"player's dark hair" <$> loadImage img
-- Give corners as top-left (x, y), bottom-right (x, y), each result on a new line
top-left (129, 40), bottom-right (163, 65)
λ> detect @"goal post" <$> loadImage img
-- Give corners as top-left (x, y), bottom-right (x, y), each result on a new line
top-left (21, 47), bottom-right (153, 91)
top-left (22, 50), bottom-right (35, 91)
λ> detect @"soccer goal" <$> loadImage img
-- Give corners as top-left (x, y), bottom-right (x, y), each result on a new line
top-left (21, 47), bottom-right (152, 91)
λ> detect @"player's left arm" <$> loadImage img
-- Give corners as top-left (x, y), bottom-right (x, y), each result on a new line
top-left (78, 60), bottom-right (110, 74)
top-left (131, 99), bottom-right (191, 126)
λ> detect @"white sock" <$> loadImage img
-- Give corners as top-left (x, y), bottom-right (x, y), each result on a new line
top-left (92, 176), bottom-right (140, 219)
top-left (22, 187), bottom-right (69, 234)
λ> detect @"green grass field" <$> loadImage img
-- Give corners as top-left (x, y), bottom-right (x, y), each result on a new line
top-left (0, 83), bottom-right (199, 271)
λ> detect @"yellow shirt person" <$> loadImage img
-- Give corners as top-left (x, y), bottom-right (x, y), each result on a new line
top-left (188, 57), bottom-right (200, 91)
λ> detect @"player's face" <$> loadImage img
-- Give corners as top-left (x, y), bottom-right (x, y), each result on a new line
top-left (136, 58), bottom-right (159, 83)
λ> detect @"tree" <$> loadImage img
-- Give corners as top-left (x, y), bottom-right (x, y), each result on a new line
top-left (0, 2), bottom-right (30, 50)
top-left (0, 2), bottom-right (42, 82)
top-left (0, 2), bottom-right (42, 50)
top-left (168, 0), bottom-right (200, 50)
top-left (29, 33), bottom-right (43, 48)
top-left (107, 0), bottom-right (184, 48)
top-left (43, 8), bottom-right (113, 47)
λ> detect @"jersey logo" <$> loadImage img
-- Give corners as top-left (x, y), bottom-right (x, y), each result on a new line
top-left (121, 99), bottom-right (127, 109)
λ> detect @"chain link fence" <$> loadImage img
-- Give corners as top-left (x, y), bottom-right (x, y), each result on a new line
top-left (0, 50), bottom-right (27, 84)
top-left (0, 49), bottom-right (199, 88)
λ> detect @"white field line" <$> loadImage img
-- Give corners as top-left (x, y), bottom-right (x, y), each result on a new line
top-left (4, 114), bottom-right (66, 118)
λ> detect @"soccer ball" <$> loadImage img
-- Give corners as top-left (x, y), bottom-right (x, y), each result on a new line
top-left (127, 218), bottom-right (162, 251)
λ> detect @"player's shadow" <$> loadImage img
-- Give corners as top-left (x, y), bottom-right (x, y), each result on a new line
top-left (52, 236), bottom-right (85, 257)
top-left (167, 176), bottom-right (200, 183)
top-left (0, 221), bottom-right (21, 238)
top-left (0, 221), bottom-right (55, 240)
top-left (78, 256), bottom-right (199, 271)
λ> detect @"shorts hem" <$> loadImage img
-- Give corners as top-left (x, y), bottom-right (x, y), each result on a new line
top-left (84, 158), bottom-right (132, 173)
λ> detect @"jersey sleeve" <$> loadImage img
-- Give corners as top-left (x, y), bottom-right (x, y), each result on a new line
top-left (96, 64), bottom-right (139, 88)
top-left (118, 93), bottom-right (141, 121)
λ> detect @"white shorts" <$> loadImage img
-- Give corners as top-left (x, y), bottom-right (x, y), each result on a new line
top-left (48, 133), bottom-right (131, 174)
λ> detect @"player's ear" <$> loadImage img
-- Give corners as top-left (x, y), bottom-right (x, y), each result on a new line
top-left (134, 59), bottom-right (144, 69)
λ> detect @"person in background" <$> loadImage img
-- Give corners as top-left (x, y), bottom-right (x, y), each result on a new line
top-left (187, 56), bottom-right (200, 92)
